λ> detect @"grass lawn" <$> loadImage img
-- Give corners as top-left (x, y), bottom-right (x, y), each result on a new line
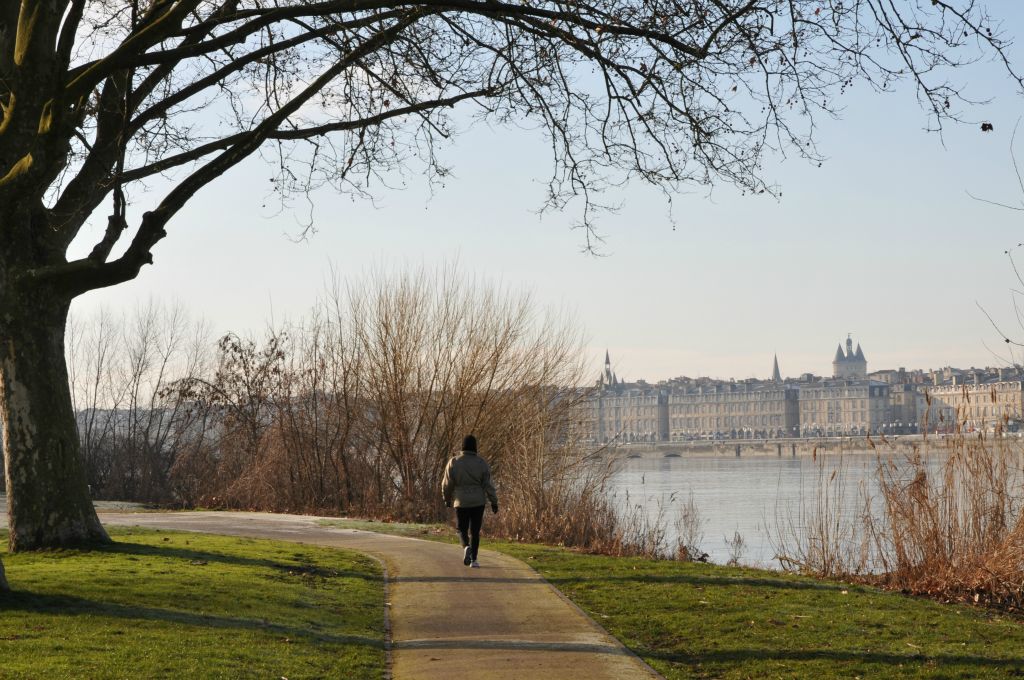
top-left (0, 528), bottom-right (384, 680)
top-left (324, 517), bottom-right (1024, 679)
top-left (495, 543), bottom-right (1024, 679)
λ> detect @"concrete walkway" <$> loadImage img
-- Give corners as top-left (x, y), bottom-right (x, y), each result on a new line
top-left (99, 511), bottom-right (662, 680)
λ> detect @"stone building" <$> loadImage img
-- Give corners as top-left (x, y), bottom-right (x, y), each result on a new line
top-left (584, 351), bottom-right (669, 443)
top-left (797, 380), bottom-right (890, 436)
top-left (586, 383), bottom-right (668, 443)
top-left (667, 379), bottom-right (799, 440)
top-left (580, 341), bottom-right (924, 443)
top-left (887, 383), bottom-right (920, 432)
top-left (923, 379), bottom-right (1024, 433)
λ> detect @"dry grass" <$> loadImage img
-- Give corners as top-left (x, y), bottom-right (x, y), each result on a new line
top-left (772, 452), bottom-right (869, 576)
top-left (674, 491), bottom-right (708, 561)
top-left (866, 433), bottom-right (1024, 608)
top-left (775, 415), bottom-right (1024, 610)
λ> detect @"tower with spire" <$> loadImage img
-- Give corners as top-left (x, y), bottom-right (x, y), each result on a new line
top-left (771, 354), bottom-right (782, 383)
top-left (832, 334), bottom-right (867, 379)
top-left (601, 349), bottom-right (618, 387)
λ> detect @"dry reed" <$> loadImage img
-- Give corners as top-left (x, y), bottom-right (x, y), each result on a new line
top-left (774, 400), bottom-right (1024, 610)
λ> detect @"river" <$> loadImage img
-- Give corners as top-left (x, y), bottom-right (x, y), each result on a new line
top-left (607, 450), bottom-right (944, 568)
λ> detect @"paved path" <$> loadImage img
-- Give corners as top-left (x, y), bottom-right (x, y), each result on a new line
top-left (98, 511), bottom-right (662, 680)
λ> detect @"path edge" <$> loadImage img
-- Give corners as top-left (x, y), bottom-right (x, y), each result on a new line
top-left (362, 551), bottom-right (394, 680)
top-left (502, 549), bottom-right (665, 680)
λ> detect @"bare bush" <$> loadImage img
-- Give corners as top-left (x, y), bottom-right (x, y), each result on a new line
top-left (725, 530), bottom-right (747, 567)
top-left (490, 405), bottom-right (630, 551)
top-left (775, 400), bottom-right (1024, 609)
top-left (675, 492), bottom-right (708, 562)
top-left (867, 435), bottom-right (1024, 608)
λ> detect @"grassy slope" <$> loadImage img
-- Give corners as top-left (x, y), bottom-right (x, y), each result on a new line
top-left (0, 528), bottom-right (384, 680)
top-left (496, 543), bottom-right (1024, 680)
top-left (323, 518), bottom-right (1024, 679)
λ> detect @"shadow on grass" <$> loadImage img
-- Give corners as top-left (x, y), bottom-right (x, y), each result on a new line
top-left (545, 571), bottom-right (849, 593)
top-left (641, 646), bottom-right (1024, 672)
top-left (0, 590), bottom-right (383, 649)
top-left (92, 541), bottom-right (380, 583)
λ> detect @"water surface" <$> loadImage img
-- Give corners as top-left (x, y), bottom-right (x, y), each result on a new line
top-left (608, 452), bottom-right (903, 567)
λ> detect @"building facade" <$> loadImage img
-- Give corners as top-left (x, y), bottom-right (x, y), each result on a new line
top-left (667, 381), bottom-right (799, 440)
top-left (797, 380), bottom-right (890, 436)
top-left (887, 383), bottom-right (920, 432)
top-left (923, 380), bottom-right (1024, 433)
top-left (585, 382), bottom-right (669, 443)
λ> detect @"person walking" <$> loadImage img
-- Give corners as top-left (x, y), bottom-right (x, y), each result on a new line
top-left (441, 434), bottom-right (498, 568)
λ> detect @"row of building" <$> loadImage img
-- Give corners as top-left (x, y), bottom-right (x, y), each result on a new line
top-left (584, 338), bottom-right (1024, 443)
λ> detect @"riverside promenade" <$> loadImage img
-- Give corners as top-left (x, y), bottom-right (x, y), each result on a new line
top-left (91, 510), bottom-right (660, 680)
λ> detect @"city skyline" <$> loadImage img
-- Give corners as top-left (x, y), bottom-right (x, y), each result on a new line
top-left (599, 337), bottom-right (1017, 387)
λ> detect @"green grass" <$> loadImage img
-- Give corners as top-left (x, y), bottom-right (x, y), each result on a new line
top-left (0, 528), bottom-right (384, 680)
top-left (494, 543), bottom-right (1024, 679)
top-left (326, 517), bottom-right (1024, 678)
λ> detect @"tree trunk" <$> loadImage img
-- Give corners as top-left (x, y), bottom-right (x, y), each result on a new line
top-left (0, 555), bottom-right (7, 592)
top-left (0, 296), bottom-right (109, 550)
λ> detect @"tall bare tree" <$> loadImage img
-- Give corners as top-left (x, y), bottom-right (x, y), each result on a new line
top-left (0, 1), bottom-right (1020, 562)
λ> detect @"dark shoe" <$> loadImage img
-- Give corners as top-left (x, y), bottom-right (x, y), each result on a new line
top-left (463, 546), bottom-right (472, 566)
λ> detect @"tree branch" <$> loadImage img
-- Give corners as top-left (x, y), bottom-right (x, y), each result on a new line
top-left (33, 10), bottom-right (426, 296)
top-left (121, 87), bottom-right (490, 183)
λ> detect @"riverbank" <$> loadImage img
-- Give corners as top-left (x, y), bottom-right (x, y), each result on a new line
top-left (607, 432), bottom-right (1024, 459)
top-left (321, 518), bottom-right (1024, 678)
top-left (0, 527), bottom-right (384, 679)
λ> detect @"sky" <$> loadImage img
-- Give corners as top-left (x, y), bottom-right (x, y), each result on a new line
top-left (69, 6), bottom-right (1024, 384)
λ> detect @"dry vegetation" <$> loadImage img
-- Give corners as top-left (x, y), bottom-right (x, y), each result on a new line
top-left (62, 266), bottom-right (660, 552)
top-left (774, 398), bottom-right (1024, 611)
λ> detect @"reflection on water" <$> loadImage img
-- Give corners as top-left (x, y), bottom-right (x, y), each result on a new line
top-left (607, 451), bottom-right (935, 568)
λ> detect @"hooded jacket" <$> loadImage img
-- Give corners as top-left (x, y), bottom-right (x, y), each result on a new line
top-left (441, 450), bottom-right (498, 508)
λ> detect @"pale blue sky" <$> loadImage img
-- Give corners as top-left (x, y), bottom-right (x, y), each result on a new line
top-left (70, 7), bottom-right (1024, 383)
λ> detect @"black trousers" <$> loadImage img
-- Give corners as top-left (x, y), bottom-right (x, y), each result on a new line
top-left (456, 505), bottom-right (485, 560)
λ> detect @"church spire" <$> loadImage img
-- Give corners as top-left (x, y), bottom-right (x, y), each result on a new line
top-left (772, 354), bottom-right (782, 382)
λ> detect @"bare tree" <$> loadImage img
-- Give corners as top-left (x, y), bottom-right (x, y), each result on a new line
top-left (66, 303), bottom-right (209, 501)
top-left (268, 308), bottom-right (367, 513)
top-left (160, 265), bottom-right (593, 522)
top-left (0, 1), bottom-right (1020, 554)
top-left (68, 307), bottom-right (121, 491)
top-left (169, 332), bottom-right (286, 506)
top-left (349, 265), bottom-right (587, 519)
